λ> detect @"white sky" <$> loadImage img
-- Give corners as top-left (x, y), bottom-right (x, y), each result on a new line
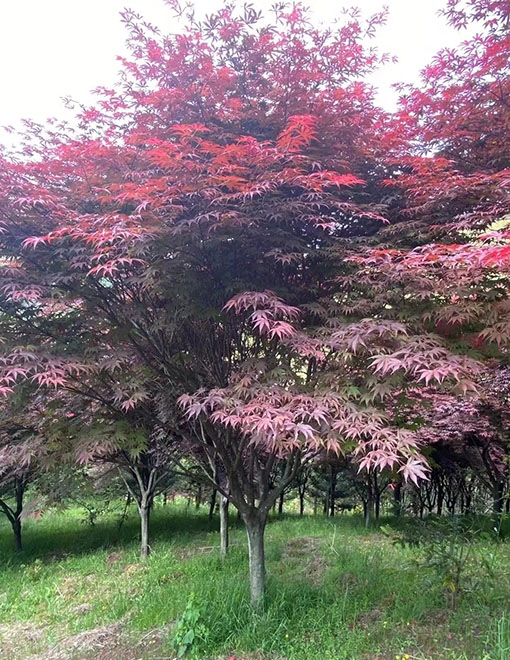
top-left (0, 0), bottom-right (466, 131)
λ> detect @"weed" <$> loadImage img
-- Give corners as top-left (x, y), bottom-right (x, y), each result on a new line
top-left (484, 614), bottom-right (510, 660)
top-left (172, 592), bottom-right (209, 658)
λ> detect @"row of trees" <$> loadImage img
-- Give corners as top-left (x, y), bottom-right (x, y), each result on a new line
top-left (0, 0), bottom-right (508, 606)
top-left (2, 433), bottom-right (507, 554)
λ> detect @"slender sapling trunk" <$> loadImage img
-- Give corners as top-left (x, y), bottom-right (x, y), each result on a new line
top-left (219, 494), bottom-right (229, 560)
top-left (139, 498), bottom-right (151, 559)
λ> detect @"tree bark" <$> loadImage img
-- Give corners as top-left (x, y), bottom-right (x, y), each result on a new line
top-left (139, 500), bottom-right (151, 559)
top-left (195, 484), bottom-right (202, 509)
top-left (0, 478), bottom-right (26, 551)
top-left (12, 517), bottom-right (22, 552)
top-left (374, 473), bottom-right (381, 521)
top-left (393, 481), bottom-right (402, 516)
top-left (117, 466), bottom-right (158, 561)
top-left (437, 488), bottom-right (444, 516)
top-left (278, 490), bottom-right (284, 516)
top-left (244, 513), bottom-right (267, 608)
top-left (329, 466), bottom-right (337, 517)
top-left (364, 496), bottom-right (374, 527)
top-left (493, 481), bottom-right (505, 515)
top-left (208, 488), bottom-right (217, 522)
top-left (219, 495), bottom-right (229, 560)
top-left (299, 492), bottom-right (305, 516)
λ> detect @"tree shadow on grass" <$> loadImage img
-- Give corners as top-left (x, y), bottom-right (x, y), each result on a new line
top-left (0, 504), bottom-right (245, 566)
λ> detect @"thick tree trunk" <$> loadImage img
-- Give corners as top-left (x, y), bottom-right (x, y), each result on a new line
top-left (219, 495), bottom-right (229, 560)
top-left (12, 517), bottom-right (22, 552)
top-left (244, 514), bottom-right (267, 608)
top-left (139, 500), bottom-right (151, 559)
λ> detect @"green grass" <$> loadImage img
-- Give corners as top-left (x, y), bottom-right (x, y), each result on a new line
top-left (0, 505), bottom-right (508, 659)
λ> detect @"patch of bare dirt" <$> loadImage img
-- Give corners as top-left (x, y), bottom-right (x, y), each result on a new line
top-left (355, 607), bottom-right (384, 630)
top-left (281, 536), bottom-right (327, 585)
top-left (283, 536), bottom-right (322, 556)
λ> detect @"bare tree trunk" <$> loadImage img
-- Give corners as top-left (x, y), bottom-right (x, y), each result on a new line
top-left (493, 482), bottom-right (505, 516)
top-left (0, 502), bottom-right (23, 551)
top-left (393, 481), bottom-right (402, 516)
top-left (365, 496), bottom-right (374, 527)
top-left (0, 478), bottom-right (26, 551)
top-left (437, 488), bottom-right (444, 515)
top-left (12, 517), bottom-right (22, 552)
top-left (374, 472), bottom-right (381, 521)
top-left (195, 484), bottom-right (202, 509)
top-left (363, 474), bottom-right (375, 527)
top-left (118, 466), bottom-right (159, 561)
top-left (219, 495), bottom-right (229, 560)
top-left (139, 499), bottom-right (151, 560)
top-left (244, 513), bottom-right (266, 608)
top-left (208, 489), bottom-right (217, 522)
top-left (14, 479), bottom-right (24, 551)
top-left (329, 466), bottom-right (337, 517)
top-left (297, 470), bottom-right (308, 516)
top-left (278, 490), bottom-right (284, 516)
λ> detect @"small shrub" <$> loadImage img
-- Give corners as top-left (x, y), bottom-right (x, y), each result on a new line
top-left (172, 592), bottom-right (209, 658)
top-left (382, 516), bottom-right (496, 608)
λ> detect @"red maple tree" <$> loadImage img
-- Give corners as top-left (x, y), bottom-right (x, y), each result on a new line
top-left (0, 0), bottom-right (506, 605)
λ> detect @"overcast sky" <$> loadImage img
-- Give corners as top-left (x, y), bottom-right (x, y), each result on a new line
top-left (0, 0), bottom-right (466, 131)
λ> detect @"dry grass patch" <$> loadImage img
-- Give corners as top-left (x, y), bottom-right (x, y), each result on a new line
top-left (281, 536), bottom-right (327, 585)
top-left (19, 622), bottom-right (172, 660)
top-left (0, 622), bottom-right (47, 659)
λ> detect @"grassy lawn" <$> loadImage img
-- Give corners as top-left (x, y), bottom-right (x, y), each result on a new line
top-left (0, 503), bottom-right (508, 660)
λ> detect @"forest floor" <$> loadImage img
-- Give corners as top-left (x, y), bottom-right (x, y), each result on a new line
top-left (0, 503), bottom-right (508, 660)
